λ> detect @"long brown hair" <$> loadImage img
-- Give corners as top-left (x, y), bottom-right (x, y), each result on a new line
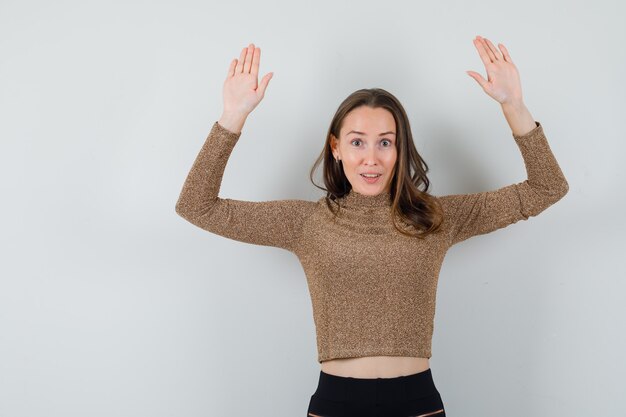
top-left (309, 88), bottom-right (444, 238)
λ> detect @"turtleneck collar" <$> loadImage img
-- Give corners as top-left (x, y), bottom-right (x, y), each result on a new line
top-left (340, 189), bottom-right (392, 208)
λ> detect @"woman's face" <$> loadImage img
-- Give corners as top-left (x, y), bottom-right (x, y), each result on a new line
top-left (331, 106), bottom-right (397, 196)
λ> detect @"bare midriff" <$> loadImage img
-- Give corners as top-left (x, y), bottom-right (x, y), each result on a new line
top-left (320, 356), bottom-right (430, 379)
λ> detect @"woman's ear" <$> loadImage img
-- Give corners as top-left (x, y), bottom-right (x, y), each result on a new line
top-left (329, 134), bottom-right (338, 155)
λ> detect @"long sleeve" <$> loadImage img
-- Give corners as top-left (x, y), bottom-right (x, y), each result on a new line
top-left (175, 121), bottom-right (315, 253)
top-left (439, 121), bottom-right (569, 247)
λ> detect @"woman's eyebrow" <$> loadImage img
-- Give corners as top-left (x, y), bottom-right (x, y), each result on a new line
top-left (346, 130), bottom-right (396, 136)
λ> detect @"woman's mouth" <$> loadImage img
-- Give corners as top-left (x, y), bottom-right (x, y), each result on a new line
top-left (360, 173), bottom-right (382, 184)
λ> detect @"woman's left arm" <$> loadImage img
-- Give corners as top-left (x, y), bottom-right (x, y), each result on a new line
top-left (440, 36), bottom-right (569, 246)
top-left (439, 121), bottom-right (569, 246)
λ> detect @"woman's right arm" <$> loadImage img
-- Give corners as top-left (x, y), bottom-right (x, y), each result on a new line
top-left (175, 43), bottom-right (315, 254)
top-left (175, 119), bottom-right (315, 254)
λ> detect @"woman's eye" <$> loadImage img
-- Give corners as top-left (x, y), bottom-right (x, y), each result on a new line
top-left (351, 139), bottom-right (392, 146)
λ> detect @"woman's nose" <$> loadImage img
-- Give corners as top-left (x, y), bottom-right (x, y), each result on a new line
top-left (364, 150), bottom-right (379, 165)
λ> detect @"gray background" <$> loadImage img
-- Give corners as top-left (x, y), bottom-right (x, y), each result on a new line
top-left (1, 0), bottom-right (624, 416)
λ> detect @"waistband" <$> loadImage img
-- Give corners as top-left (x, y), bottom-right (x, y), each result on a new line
top-left (313, 368), bottom-right (440, 405)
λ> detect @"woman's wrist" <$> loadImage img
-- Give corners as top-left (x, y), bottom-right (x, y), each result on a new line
top-left (501, 100), bottom-right (536, 137)
top-left (218, 111), bottom-right (248, 135)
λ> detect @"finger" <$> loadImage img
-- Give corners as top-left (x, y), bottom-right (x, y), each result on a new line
top-left (483, 37), bottom-right (502, 61)
top-left (478, 36), bottom-right (496, 62)
top-left (257, 72), bottom-right (273, 98)
top-left (243, 43), bottom-right (254, 73)
top-left (251, 46), bottom-right (260, 78)
top-left (235, 47), bottom-right (246, 73)
top-left (466, 70), bottom-right (488, 89)
top-left (473, 37), bottom-right (492, 67)
top-left (227, 58), bottom-right (237, 78)
top-left (498, 43), bottom-right (514, 64)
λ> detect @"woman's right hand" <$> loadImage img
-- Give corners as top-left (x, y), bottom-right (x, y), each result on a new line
top-left (221, 43), bottom-right (273, 122)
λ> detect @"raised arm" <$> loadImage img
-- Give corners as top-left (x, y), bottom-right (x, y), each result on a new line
top-left (440, 36), bottom-right (569, 246)
top-left (175, 120), bottom-right (314, 253)
top-left (439, 120), bottom-right (569, 246)
top-left (175, 43), bottom-right (315, 253)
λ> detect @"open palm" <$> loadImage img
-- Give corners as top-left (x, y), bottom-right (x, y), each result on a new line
top-left (466, 35), bottom-right (523, 105)
top-left (222, 43), bottom-right (273, 117)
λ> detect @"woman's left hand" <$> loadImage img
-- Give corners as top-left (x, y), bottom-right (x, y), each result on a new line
top-left (466, 36), bottom-right (523, 105)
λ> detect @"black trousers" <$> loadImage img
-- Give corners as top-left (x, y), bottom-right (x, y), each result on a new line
top-left (307, 368), bottom-right (446, 417)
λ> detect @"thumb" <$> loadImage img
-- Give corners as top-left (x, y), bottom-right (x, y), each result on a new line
top-left (257, 72), bottom-right (273, 98)
top-left (466, 70), bottom-right (488, 89)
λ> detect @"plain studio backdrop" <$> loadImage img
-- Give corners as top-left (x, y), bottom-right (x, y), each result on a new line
top-left (1, 0), bottom-right (624, 416)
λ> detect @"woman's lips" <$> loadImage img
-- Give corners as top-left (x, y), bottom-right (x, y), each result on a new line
top-left (360, 173), bottom-right (381, 183)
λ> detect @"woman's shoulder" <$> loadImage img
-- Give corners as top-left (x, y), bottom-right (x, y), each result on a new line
top-left (431, 193), bottom-right (460, 214)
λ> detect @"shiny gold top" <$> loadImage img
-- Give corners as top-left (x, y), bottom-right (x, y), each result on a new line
top-left (175, 120), bottom-right (568, 363)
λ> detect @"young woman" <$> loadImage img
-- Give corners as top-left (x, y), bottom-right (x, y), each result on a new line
top-left (175, 37), bottom-right (569, 417)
